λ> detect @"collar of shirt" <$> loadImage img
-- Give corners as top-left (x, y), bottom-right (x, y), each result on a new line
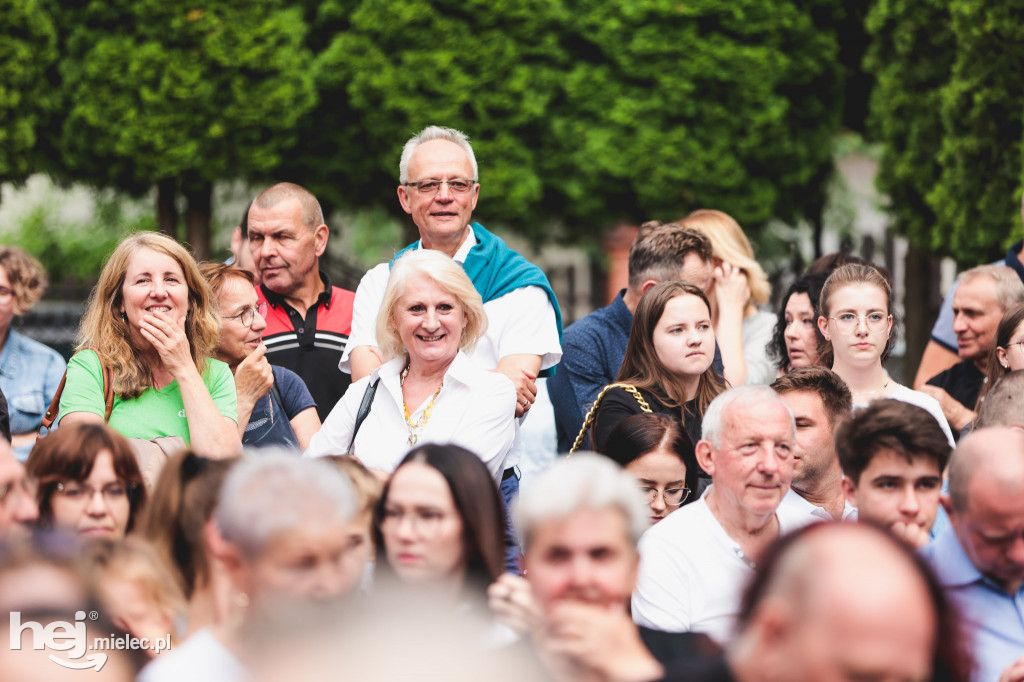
top-left (0, 330), bottom-right (20, 378)
top-left (779, 487), bottom-right (858, 522)
top-left (926, 525), bottom-right (992, 589)
top-left (413, 231), bottom-right (478, 265)
top-left (372, 351), bottom-right (483, 401)
top-left (261, 271), bottom-right (333, 311)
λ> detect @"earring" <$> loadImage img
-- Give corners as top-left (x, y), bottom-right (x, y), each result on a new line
top-left (120, 312), bottom-right (128, 323)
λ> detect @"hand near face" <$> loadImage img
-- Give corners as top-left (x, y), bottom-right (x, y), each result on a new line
top-left (488, 573), bottom-right (540, 635)
top-left (139, 310), bottom-right (193, 377)
top-left (234, 345), bottom-right (274, 406)
top-left (712, 263), bottom-right (751, 312)
top-left (890, 520), bottom-right (931, 549)
top-left (535, 601), bottom-right (663, 682)
top-left (1000, 656), bottom-right (1024, 682)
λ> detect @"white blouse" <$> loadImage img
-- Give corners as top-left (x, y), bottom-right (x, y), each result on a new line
top-left (305, 352), bottom-right (517, 481)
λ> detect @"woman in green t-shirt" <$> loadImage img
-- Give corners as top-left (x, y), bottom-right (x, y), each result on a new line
top-left (59, 232), bottom-right (239, 457)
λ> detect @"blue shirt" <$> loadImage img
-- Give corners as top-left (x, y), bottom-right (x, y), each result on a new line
top-left (0, 330), bottom-right (66, 460)
top-left (243, 365), bottom-right (317, 449)
top-left (922, 526), bottom-right (1024, 682)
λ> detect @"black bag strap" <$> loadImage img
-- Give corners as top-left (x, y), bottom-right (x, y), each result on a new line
top-left (348, 378), bottom-right (380, 454)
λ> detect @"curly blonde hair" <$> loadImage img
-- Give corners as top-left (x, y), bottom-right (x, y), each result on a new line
top-left (0, 246), bottom-right (48, 315)
top-left (680, 209), bottom-right (771, 308)
top-left (76, 232), bottom-right (219, 399)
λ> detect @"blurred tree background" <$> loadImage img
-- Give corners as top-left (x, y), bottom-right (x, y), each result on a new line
top-left (4, 0), bottom-right (1024, 363)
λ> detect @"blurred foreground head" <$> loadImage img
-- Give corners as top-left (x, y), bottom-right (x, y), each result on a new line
top-left (727, 522), bottom-right (969, 682)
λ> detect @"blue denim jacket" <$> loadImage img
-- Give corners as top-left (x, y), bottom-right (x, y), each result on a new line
top-left (0, 330), bottom-right (66, 459)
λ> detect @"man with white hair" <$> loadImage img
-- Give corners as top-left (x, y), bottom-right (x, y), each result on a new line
top-left (631, 385), bottom-right (799, 644)
top-left (489, 454), bottom-right (716, 681)
top-left (139, 452), bottom-right (357, 682)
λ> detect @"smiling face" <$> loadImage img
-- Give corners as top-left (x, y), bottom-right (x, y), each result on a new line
top-left (49, 450), bottom-right (131, 539)
top-left (397, 140), bottom-right (479, 255)
top-left (818, 283), bottom-right (892, 369)
top-left (651, 294), bottom-right (715, 387)
top-left (953, 276), bottom-right (1004, 365)
top-left (214, 276), bottom-right (267, 369)
top-left (248, 197), bottom-right (327, 296)
top-left (392, 271), bottom-right (467, 369)
top-left (699, 399), bottom-right (794, 518)
top-left (380, 462), bottom-right (466, 587)
top-left (784, 292), bottom-right (820, 369)
top-left (119, 248), bottom-right (189, 348)
top-left (842, 448), bottom-right (942, 537)
top-left (524, 506), bottom-right (639, 613)
top-left (624, 448), bottom-right (689, 524)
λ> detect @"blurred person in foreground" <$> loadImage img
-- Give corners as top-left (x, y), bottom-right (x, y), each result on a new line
top-left (923, 427), bottom-right (1024, 682)
top-left (662, 522), bottom-right (970, 682)
top-left (489, 454), bottom-right (719, 682)
top-left (26, 423), bottom-right (146, 541)
top-left (836, 399), bottom-right (951, 549)
top-left (0, 437), bottom-right (38, 540)
top-left (975, 370), bottom-right (1024, 430)
top-left (202, 262), bottom-right (320, 449)
top-left (138, 451), bottom-right (238, 639)
top-left (0, 246), bottom-right (66, 458)
top-left (138, 453), bottom-right (357, 682)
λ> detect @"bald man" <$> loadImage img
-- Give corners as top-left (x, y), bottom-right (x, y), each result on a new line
top-left (0, 440), bottom-right (37, 539)
top-left (663, 523), bottom-right (949, 682)
top-left (923, 427), bottom-right (1024, 682)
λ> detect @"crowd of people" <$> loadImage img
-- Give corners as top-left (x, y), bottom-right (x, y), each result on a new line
top-left (2, 125), bottom-right (1023, 681)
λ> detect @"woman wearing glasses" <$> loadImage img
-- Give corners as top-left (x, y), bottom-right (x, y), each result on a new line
top-left (974, 304), bottom-right (1024, 410)
top-left (58, 232), bottom-right (240, 456)
top-left (201, 263), bottom-right (320, 449)
top-left (26, 422), bottom-right (147, 539)
top-left (601, 413), bottom-right (698, 525)
top-left (818, 264), bottom-right (954, 444)
top-left (0, 246), bottom-right (67, 459)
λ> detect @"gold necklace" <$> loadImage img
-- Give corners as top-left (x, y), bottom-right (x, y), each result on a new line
top-left (400, 365), bottom-right (444, 446)
top-left (856, 379), bottom-right (891, 398)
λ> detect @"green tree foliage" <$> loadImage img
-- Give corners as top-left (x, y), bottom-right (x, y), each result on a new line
top-left (44, 1), bottom-right (317, 256)
top-left (867, 0), bottom-right (1023, 264)
top-left (283, 0), bottom-right (844, 242)
top-left (0, 0), bottom-right (57, 186)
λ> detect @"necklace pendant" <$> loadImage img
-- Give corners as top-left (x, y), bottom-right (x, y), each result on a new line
top-left (408, 433), bottom-right (418, 446)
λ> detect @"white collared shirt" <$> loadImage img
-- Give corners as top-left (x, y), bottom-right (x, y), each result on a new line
top-left (775, 487), bottom-right (858, 528)
top-left (305, 352), bottom-right (517, 481)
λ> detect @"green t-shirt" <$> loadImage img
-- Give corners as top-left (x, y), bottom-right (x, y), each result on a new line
top-left (57, 350), bottom-right (237, 444)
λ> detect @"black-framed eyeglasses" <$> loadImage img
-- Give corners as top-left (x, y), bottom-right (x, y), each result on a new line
top-left (402, 179), bottom-right (477, 196)
top-left (0, 286), bottom-right (14, 304)
top-left (223, 302), bottom-right (268, 327)
top-left (638, 486), bottom-right (690, 507)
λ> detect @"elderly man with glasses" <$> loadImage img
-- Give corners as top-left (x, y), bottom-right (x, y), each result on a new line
top-left (339, 126), bottom-right (562, 567)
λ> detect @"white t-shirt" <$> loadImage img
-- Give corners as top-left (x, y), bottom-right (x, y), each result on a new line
top-left (775, 487), bottom-right (858, 528)
top-left (305, 352), bottom-right (517, 482)
top-left (631, 491), bottom-right (802, 645)
top-left (339, 232), bottom-right (562, 467)
top-left (137, 629), bottom-right (245, 682)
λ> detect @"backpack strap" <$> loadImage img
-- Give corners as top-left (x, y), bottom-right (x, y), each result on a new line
top-left (569, 383), bottom-right (652, 455)
top-left (39, 347), bottom-right (114, 436)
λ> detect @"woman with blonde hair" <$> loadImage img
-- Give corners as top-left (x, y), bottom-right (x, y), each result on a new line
top-left (305, 249), bottom-right (516, 482)
top-left (58, 232), bottom-right (239, 457)
top-left (0, 246), bottom-right (66, 458)
top-left (681, 209), bottom-right (776, 386)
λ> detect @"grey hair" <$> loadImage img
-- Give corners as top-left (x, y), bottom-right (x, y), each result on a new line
top-left (513, 453), bottom-right (649, 553)
top-left (701, 385), bottom-right (795, 449)
top-left (960, 264), bottom-right (1024, 312)
top-left (398, 126), bottom-right (479, 184)
top-left (215, 452), bottom-right (356, 559)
